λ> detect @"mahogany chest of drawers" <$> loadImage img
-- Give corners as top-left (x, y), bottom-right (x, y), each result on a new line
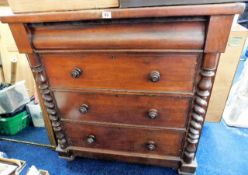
top-left (0, 3), bottom-right (244, 174)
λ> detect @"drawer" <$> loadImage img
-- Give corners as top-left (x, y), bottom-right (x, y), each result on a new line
top-left (55, 91), bottom-right (191, 128)
top-left (30, 19), bottom-right (205, 50)
top-left (63, 122), bottom-right (184, 156)
top-left (42, 52), bottom-right (200, 92)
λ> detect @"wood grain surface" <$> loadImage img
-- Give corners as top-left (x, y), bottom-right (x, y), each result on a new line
top-left (0, 3), bottom-right (245, 23)
top-left (30, 20), bottom-right (205, 50)
top-left (71, 147), bottom-right (180, 168)
top-left (54, 91), bottom-right (192, 128)
top-left (62, 121), bottom-right (184, 156)
top-left (1, 3), bottom-right (245, 174)
top-left (41, 52), bottom-right (200, 92)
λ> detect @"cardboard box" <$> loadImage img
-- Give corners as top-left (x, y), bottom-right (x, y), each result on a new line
top-left (206, 21), bottom-right (248, 122)
top-left (7, 0), bottom-right (119, 13)
top-left (0, 157), bottom-right (26, 175)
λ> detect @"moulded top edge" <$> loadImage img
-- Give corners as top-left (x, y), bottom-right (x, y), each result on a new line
top-left (0, 3), bottom-right (245, 23)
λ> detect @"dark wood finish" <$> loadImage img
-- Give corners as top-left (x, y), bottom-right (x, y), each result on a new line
top-left (24, 54), bottom-right (57, 147)
top-left (202, 53), bottom-right (220, 70)
top-left (36, 84), bottom-right (57, 147)
top-left (1, 3), bottom-right (245, 175)
top-left (205, 15), bottom-right (234, 53)
top-left (62, 121), bottom-right (184, 156)
top-left (30, 21), bottom-right (205, 50)
top-left (25, 54), bottom-right (57, 147)
top-left (41, 53), bottom-right (199, 92)
top-left (26, 53), bottom-right (70, 155)
top-left (8, 23), bottom-right (33, 53)
top-left (71, 148), bottom-right (181, 168)
top-left (180, 52), bottom-right (220, 174)
top-left (178, 159), bottom-right (197, 175)
top-left (183, 66), bottom-right (216, 163)
top-left (54, 91), bottom-right (191, 128)
top-left (0, 3), bottom-right (244, 23)
top-left (120, 0), bottom-right (246, 8)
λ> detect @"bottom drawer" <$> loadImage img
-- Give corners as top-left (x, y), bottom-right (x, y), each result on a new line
top-left (63, 122), bottom-right (184, 157)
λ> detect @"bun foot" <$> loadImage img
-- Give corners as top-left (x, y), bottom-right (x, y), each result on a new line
top-left (178, 159), bottom-right (197, 175)
top-left (56, 146), bottom-right (75, 161)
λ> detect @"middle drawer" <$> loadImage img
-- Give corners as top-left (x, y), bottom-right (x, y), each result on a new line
top-left (54, 91), bottom-right (192, 128)
top-left (41, 52), bottom-right (199, 92)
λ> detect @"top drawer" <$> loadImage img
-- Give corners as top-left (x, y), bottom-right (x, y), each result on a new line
top-left (29, 19), bottom-right (206, 50)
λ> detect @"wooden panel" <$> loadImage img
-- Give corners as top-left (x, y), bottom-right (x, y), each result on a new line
top-left (8, 23), bottom-right (32, 53)
top-left (41, 53), bottom-right (199, 92)
top-left (72, 148), bottom-right (180, 168)
top-left (63, 121), bottom-right (184, 156)
top-left (202, 53), bottom-right (220, 70)
top-left (120, 0), bottom-right (247, 8)
top-left (54, 91), bottom-right (191, 128)
top-left (7, 0), bottom-right (119, 13)
top-left (205, 15), bottom-right (234, 53)
top-left (0, 3), bottom-right (245, 23)
top-left (31, 21), bottom-right (205, 50)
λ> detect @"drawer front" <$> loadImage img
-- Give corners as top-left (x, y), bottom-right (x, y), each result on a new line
top-left (63, 122), bottom-right (184, 156)
top-left (55, 91), bottom-right (191, 128)
top-left (42, 53), bottom-right (199, 92)
top-left (30, 20), bottom-right (205, 50)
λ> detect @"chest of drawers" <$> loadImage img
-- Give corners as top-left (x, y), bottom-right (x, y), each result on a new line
top-left (0, 3), bottom-right (244, 174)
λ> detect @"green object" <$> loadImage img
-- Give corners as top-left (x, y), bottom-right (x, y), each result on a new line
top-left (0, 111), bottom-right (30, 135)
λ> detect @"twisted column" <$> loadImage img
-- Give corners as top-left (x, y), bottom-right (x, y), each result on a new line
top-left (32, 64), bottom-right (67, 150)
top-left (183, 68), bottom-right (215, 163)
top-left (182, 53), bottom-right (220, 165)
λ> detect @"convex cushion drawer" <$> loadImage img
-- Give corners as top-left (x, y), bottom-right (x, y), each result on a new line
top-left (29, 20), bottom-right (205, 50)
top-left (63, 121), bottom-right (184, 156)
top-left (41, 53), bottom-right (200, 92)
top-left (55, 91), bottom-right (192, 128)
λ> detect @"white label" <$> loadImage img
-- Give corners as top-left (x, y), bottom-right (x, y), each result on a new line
top-left (102, 11), bottom-right (112, 19)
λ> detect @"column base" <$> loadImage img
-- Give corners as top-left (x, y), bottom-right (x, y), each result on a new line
top-left (178, 159), bottom-right (197, 175)
top-left (58, 153), bottom-right (75, 161)
top-left (56, 146), bottom-right (75, 161)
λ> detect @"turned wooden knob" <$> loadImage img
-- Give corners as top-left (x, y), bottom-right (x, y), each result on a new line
top-left (148, 109), bottom-right (159, 119)
top-left (79, 104), bottom-right (89, 114)
top-left (149, 71), bottom-right (160, 82)
top-left (146, 141), bottom-right (156, 151)
top-left (86, 135), bottom-right (96, 144)
top-left (71, 68), bottom-right (82, 78)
